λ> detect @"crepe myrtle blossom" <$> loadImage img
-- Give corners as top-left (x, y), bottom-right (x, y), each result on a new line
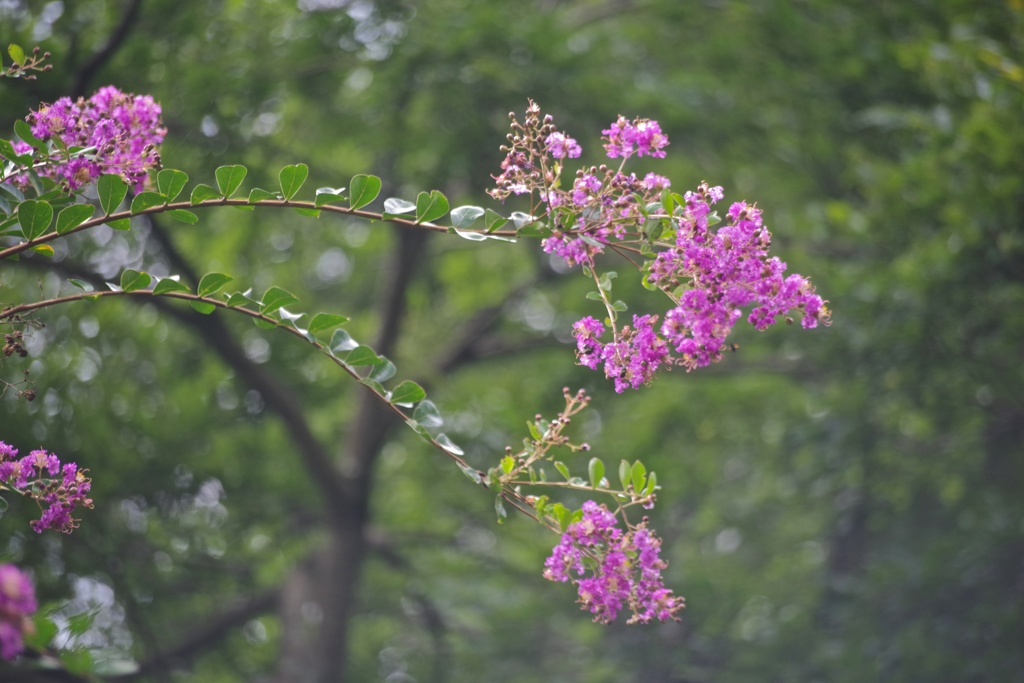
top-left (544, 501), bottom-right (683, 624)
top-left (0, 440), bottom-right (93, 534)
top-left (490, 103), bottom-right (829, 391)
top-left (0, 564), bottom-right (36, 661)
top-left (7, 85), bottom-right (165, 191)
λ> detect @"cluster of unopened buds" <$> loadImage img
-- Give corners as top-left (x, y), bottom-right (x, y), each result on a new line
top-left (4, 85), bottom-right (165, 191)
top-left (0, 440), bottom-right (93, 534)
top-left (491, 101), bottom-right (830, 392)
top-left (0, 564), bottom-right (36, 661)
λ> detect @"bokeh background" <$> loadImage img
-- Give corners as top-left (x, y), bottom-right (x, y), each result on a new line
top-left (2, 1), bottom-right (1022, 681)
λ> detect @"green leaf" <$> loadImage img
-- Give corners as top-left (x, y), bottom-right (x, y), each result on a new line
top-left (369, 359), bottom-right (396, 383)
top-left (415, 190), bottom-right (449, 223)
top-left (166, 209), bottom-right (199, 224)
top-left (314, 187), bottom-right (345, 206)
top-left (7, 43), bottom-right (25, 65)
top-left (98, 174), bottom-right (128, 215)
top-left (630, 460), bottom-right (647, 493)
top-left (215, 165), bottom-right (247, 198)
top-left (248, 188), bottom-right (280, 203)
top-left (260, 286), bottom-right (299, 315)
top-left (293, 206), bottom-right (320, 218)
top-left (17, 199), bottom-right (52, 239)
top-left (329, 328), bottom-right (358, 353)
top-left (588, 457), bottom-right (605, 489)
top-left (612, 300), bottom-right (628, 312)
top-left (197, 272), bottom-right (233, 297)
top-left (450, 205), bottom-right (485, 229)
top-left (511, 211), bottom-right (536, 230)
top-left (390, 380), bottom-right (426, 406)
top-left (130, 191), bottom-right (167, 213)
top-left (349, 174), bottom-right (381, 210)
top-left (190, 301), bottom-right (216, 314)
top-left (26, 613), bottom-right (57, 650)
top-left (190, 184), bottom-right (222, 204)
top-left (157, 169), bottom-right (189, 201)
top-left (13, 120), bottom-right (43, 150)
top-left (452, 228), bottom-right (487, 241)
top-left (120, 269), bottom-right (151, 292)
top-left (382, 197), bottom-right (416, 217)
top-left (67, 610), bottom-right (95, 638)
top-left (553, 503), bottom-right (571, 532)
top-left (278, 163), bottom-right (309, 200)
top-left (643, 471), bottom-right (658, 497)
top-left (501, 455), bottom-right (516, 474)
top-left (458, 463), bottom-right (482, 484)
top-left (226, 291), bottom-right (258, 307)
top-left (619, 459), bottom-right (631, 489)
top-left (31, 244), bottom-right (53, 256)
top-left (0, 139), bottom-right (19, 163)
top-left (68, 279), bottom-right (93, 292)
top-left (107, 217), bottom-right (131, 231)
top-left (360, 377), bottom-right (386, 395)
top-left (495, 496), bottom-right (508, 523)
top-left (61, 648), bottom-right (95, 676)
top-left (412, 400), bottom-right (443, 429)
top-left (308, 313), bottom-right (349, 334)
top-left (56, 204), bottom-right (95, 234)
top-left (554, 461), bottom-right (571, 481)
top-left (435, 433), bottom-right (464, 456)
top-left (346, 345), bottom-right (383, 367)
top-left (153, 277), bottom-right (191, 295)
top-left (484, 209), bottom-right (509, 233)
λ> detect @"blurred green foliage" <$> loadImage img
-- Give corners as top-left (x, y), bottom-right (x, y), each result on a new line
top-left (1, 0), bottom-right (1022, 681)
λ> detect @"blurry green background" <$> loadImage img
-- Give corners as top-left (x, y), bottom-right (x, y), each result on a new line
top-left (1, 0), bottom-right (1022, 681)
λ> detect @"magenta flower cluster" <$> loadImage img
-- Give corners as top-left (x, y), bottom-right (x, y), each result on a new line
top-left (0, 440), bottom-right (93, 534)
top-left (0, 564), bottom-right (36, 661)
top-left (543, 501), bottom-right (683, 624)
top-left (491, 102), bottom-right (829, 391)
top-left (11, 85), bottom-right (165, 191)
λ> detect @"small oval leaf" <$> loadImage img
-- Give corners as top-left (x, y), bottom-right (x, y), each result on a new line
top-left (197, 272), bottom-right (233, 297)
top-left (349, 174), bottom-right (381, 210)
top-left (279, 164), bottom-right (309, 200)
top-left (98, 174), bottom-right (128, 215)
top-left (390, 380), bottom-right (426, 406)
top-left (120, 269), bottom-right (151, 293)
top-left (157, 169), bottom-right (189, 201)
top-left (215, 165), bottom-right (247, 198)
top-left (56, 204), bottom-right (96, 234)
top-left (17, 199), bottom-right (53, 239)
top-left (153, 277), bottom-right (191, 295)
top-left (308, 313), bottom-right (350, 334)
top-left (415, 190), bottom-right (449, 224)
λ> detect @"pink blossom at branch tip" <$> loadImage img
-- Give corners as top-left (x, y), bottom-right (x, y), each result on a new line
top-left (0, 440), bottom-right (94, 534)
top-left (543, 501), bottom-right (683, 624)
top-left (0, 564), bottom-right (36, 661)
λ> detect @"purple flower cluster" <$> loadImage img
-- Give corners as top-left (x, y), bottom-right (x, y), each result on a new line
top-left (602, 115), bottom-right (669, 159)
top-left (12, 85), bottom-right (165, 191)
top-left (543, 501), bottom-right (683, 624)
top-left (573, 315), bottom-right (669, 393)
top-left (492, 102), bottom-right (830, 391)
top-left (545, 131), bottom-right (581, 159)
top-left (0, 440), bottom-right (93, 534)
top-left (0, 564), bottom-right (36, 661)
